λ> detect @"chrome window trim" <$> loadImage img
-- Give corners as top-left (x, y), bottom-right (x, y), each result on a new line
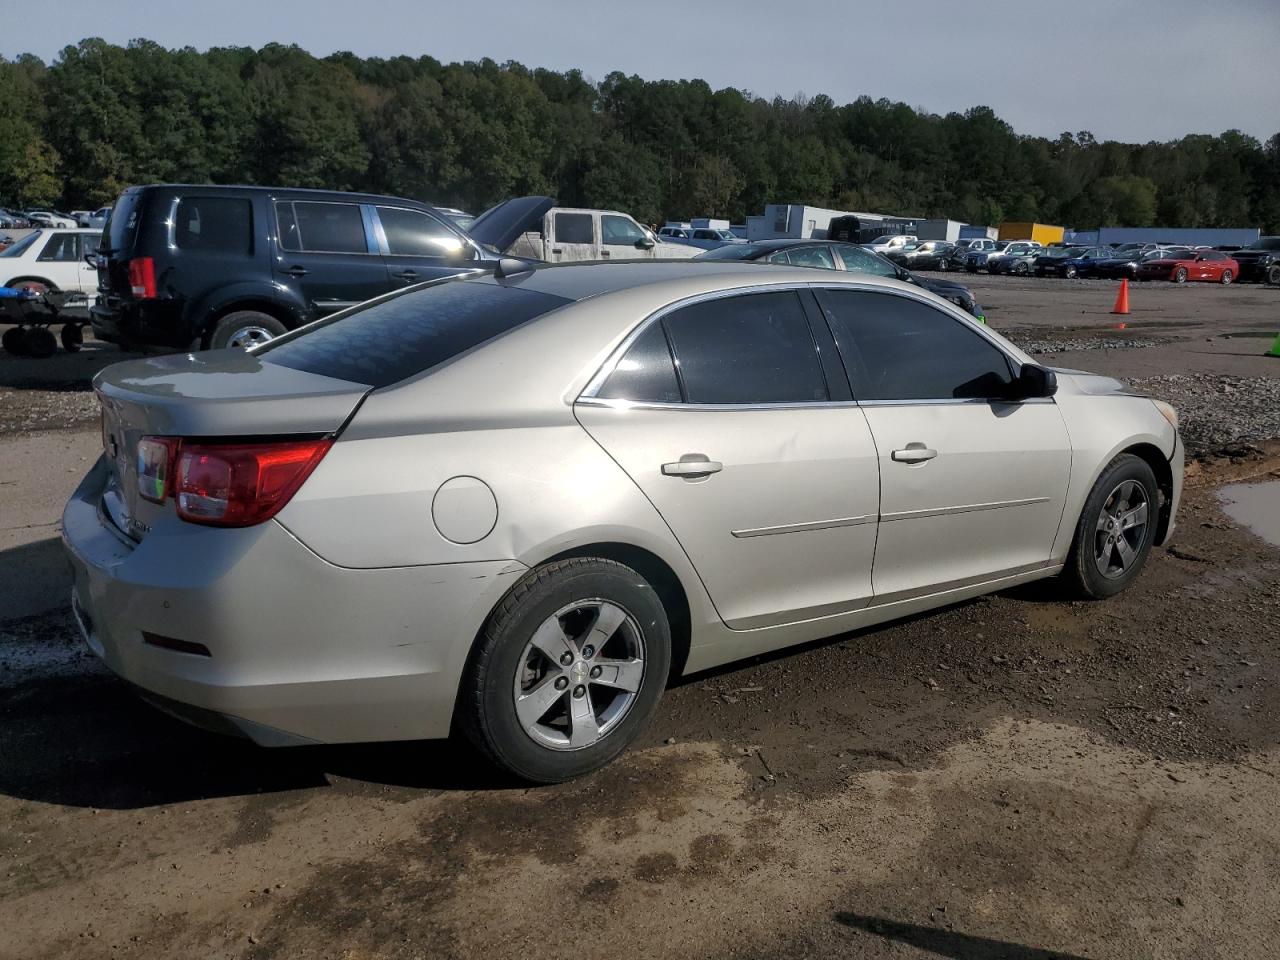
top-left (578, 279), bottom-right (1046, 409)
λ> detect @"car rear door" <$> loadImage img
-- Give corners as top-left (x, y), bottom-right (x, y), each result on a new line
top-left (575, 287), bottom-right (881, 630)
top-left (815, 287), bottom-right (1071, 602)
top-left (547, 211), bottom-right (598, 262)
top-left (273, 199), bottom-right (388, 318)
top-left (372, 204), bottom-right (477, 287)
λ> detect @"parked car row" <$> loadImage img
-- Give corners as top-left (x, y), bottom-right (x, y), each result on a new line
top-left (880, 235), bottom-right (1280, 286)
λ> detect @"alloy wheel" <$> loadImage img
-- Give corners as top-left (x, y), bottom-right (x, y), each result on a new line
top-left (1093, 479), bottom-right (1150, 580)
top-left (513, 599), bottom-right (646, 751)
top-left (226, 324), bottom-right (277, 349)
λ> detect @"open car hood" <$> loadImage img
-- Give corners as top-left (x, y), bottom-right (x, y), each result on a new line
top-left (465, 196), bottom-right (555, 254)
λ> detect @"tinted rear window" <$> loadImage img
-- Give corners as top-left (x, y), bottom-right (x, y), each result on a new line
top-left (105, 192), bottom-right (144, 253)
top-left (175, 197), bottom-right (253, 253)
top-left (260, 280), bottom-right (572, 388)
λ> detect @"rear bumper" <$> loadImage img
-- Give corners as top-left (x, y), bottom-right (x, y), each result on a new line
top-left (90, 299), bottom-right (192, 349)
top-left (62, 458), bottom-right (526, 745)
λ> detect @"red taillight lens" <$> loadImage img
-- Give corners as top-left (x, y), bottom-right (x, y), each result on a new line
top-left (136, 436), bottom-right (180, 503)
top-left (127, 257), bottom-right (156, 298)
top-left (174, 439), bottom-right (332, 527)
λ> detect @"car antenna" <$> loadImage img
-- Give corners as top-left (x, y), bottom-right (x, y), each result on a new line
top-left (494, 257), bottom-right (533, 280)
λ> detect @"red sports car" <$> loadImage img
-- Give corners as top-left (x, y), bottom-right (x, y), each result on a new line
top-left (1135, 249), bottom-right (1240, 284)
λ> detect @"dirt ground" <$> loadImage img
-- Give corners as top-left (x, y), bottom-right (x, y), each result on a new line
top-left (1, 274), bottom-right (1278, 959)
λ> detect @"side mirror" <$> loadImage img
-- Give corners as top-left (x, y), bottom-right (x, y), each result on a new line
top-left (635, 237), bottom-right (656, 250)
top-left (1013, 363), bottom-right (1058, 400)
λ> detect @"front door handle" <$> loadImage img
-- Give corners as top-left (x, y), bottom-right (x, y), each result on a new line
top-left (392, 269), bottom-right (419, 281)
top-left (662, 456), bottom-right (723, 478)
top-left (891, 443), bottom-right (938, 464)
top-left (284, 265), bottom-right (308, 278)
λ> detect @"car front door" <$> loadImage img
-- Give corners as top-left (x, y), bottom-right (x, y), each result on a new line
top-left (548, 211), bottom-right (598, 262)
top-left (575, 288), bottom-right (882, 630)
top-left (815, 287), bottom-right (1072, 602)
top-left (34, 231), bottom-right (85, 292)
top-left (601, 214), bottom-right (654, 261)
top-left (373, 204), bottom-right (476, 288)
top-left (273, 199), bottom-right (388, 319)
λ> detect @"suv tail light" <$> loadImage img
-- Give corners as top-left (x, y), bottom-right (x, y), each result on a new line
top-left (127, 257), bottom-right (156, 298)
top-left (137, 436), bottom-right (331, 527)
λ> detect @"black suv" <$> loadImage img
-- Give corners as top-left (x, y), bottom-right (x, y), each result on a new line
top-left (1229, 236), bottom-right (1280, 285)
top-left (91, 186), bottom-right (546, 350)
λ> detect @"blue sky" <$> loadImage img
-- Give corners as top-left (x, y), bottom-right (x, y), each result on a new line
top-left (6, 0), bottom-right (1279, 143)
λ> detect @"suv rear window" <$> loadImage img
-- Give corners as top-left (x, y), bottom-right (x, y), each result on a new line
top-left (260, 279), bottom-right (572, 388)
top-left (175, 197), bottom-right (252, 253)
top-left (105, 191), bottom-right (144, 254)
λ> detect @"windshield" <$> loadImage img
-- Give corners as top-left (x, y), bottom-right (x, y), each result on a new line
top-left (1253, 237), bottom-right (1280, 250)
top-left (0, 232), bottom-right (42, 258)
top-left (694, 243), bottom-right (770, 261)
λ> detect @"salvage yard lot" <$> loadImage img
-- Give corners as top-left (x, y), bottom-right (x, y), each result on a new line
top-left (1, 274), bottom-right (1278, 959)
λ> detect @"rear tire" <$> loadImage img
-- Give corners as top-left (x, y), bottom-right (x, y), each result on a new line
top-left (458, 557), bottom-right (672, 783)
top-left (205, 311), bottom-right (288, 350)
top-left (1220, 269), bottom-right (1233, 285)
top-left (60, 323), bottom-right (84, 353)
top-left (25, 326), bottom-right (57, 359)
top-left (1174, 267), bottom-right (1188, 284)
top-left (1064, 454), bottom-right (1159, 600)
top-left (2, 326), bottom-right (29, 356)
top-left (9, 278), bottom-right (54, 295)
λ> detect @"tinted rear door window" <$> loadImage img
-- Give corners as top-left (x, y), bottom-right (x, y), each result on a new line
top-left (662, 291), bottom-right (828, 404)
top-left (174, 197), bottom-right (252, 253)
top-left (261, 280), bottom-right (571, 388)
top-left (555, 213), bottom-right (594, 245)
top-left (817, 289), bottom-right (1015, 401)
top-left (37, 233), bottom-right (81, 261)
top-left (593, 323), bottom-right (682, 404)
top-left (290, 201), bottom-right (369, 254)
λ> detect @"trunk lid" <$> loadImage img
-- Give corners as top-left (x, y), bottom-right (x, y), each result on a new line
top-left (95, 349), bottom-right (369, 542)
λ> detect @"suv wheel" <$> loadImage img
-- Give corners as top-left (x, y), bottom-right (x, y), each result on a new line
top-left (459, 557), bottom-right (672, 783)
top-left (2, 326), bottom-right (29, 356)
top-left (1267, 264), bottom-right (1280, 286)
top-left (206, 311), bottom-right (288, 350)
top-left (1065, 454), bottom-right (1159, 599)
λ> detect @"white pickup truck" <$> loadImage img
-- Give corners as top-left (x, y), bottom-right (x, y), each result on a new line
top-left (507, 206), bottom-right (699, 262)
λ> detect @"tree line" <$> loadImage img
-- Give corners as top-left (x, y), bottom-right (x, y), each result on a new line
top-left (2, 38), bottom-right (1277, 232)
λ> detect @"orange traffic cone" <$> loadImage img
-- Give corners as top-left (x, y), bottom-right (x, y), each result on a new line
top-left (1111, 279), bottom-right (1130, 316)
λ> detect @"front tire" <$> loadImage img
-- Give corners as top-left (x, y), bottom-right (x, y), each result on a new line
top-left (1267, 264), bottom-right (1280, 286)
top-left (205, 310), bottom-right (288, 350)
top-left (459, 558), bottom-right (672, 783)
top-left (1064, 265), bottom-right (1078, 279)
top-left (1064, 454), bottom-right (1159, 599)
top-left (2, 326), bottom-right (29, 356)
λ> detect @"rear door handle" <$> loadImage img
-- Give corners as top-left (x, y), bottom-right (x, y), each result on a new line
top-left (392, 269), bottom-right (419, 281)
top-left (284, 265), bottom-right (308, 278)
top-left (662, 456), bottom-right (723, 478)
top-left (891, 444), bottom-right (938, 464)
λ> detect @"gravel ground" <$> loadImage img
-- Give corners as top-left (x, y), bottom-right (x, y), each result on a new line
top-left (1004, 333), bottom-right (1175, 354)
top-left (1132, 373), bottom-right (1280, 454)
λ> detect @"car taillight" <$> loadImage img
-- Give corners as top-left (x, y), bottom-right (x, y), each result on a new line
top-left (175, 439), bottom-right (332, 527)
top-left (127, 257), bottom-right (156, 298)
top-left (136, 436), bottom-right (180, 503)
top-left (135, 436), bottom-right (331, 527)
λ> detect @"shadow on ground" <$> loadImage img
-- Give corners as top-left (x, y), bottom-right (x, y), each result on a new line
top-left (837, 914), bottom-right (1091, 960)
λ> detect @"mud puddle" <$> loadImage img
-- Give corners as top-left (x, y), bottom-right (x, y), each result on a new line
top-left (1219, 480), bottom-right (1280, 547)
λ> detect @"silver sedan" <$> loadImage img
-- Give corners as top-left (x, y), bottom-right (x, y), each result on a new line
top-left (63, 262), bottom-right (1183, 782)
